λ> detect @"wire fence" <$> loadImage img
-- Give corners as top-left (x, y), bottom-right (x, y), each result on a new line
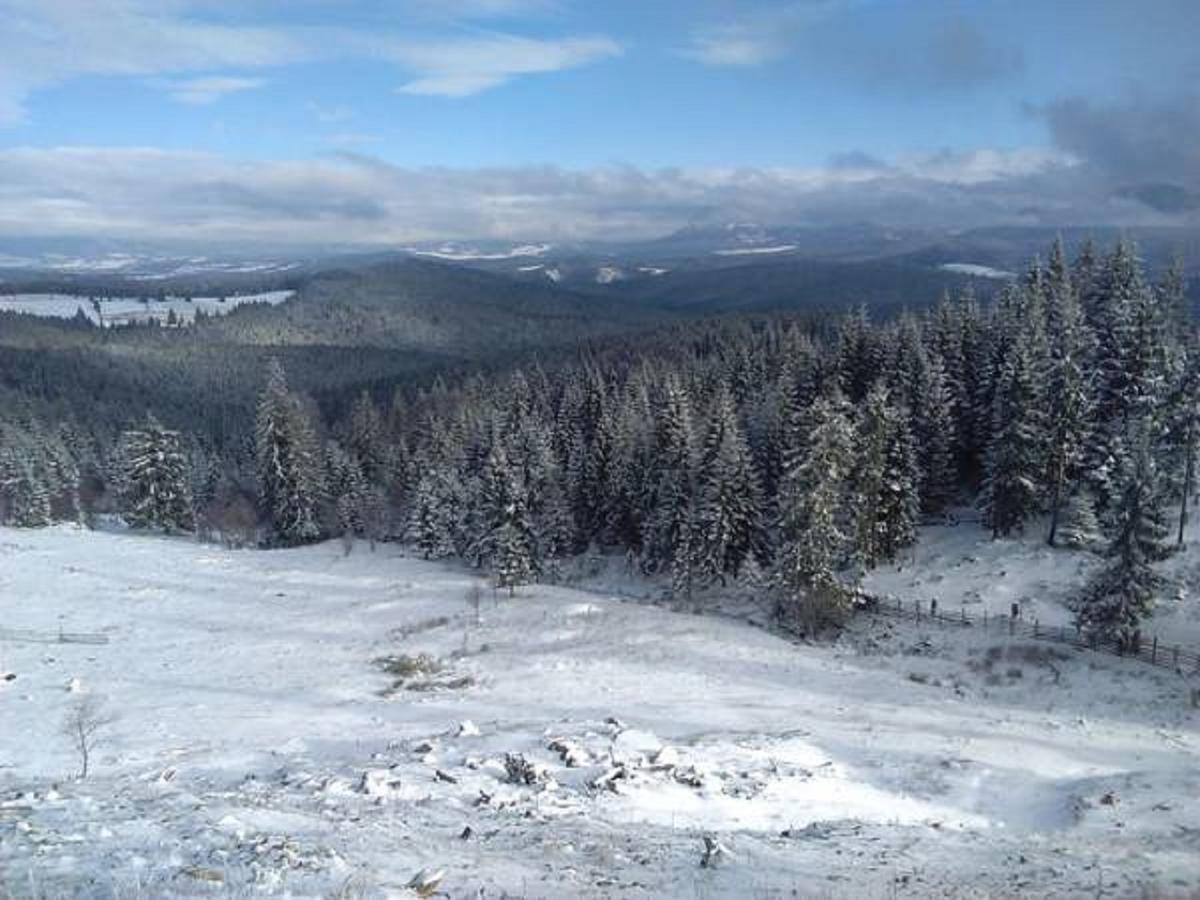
top-left (0, 626), bottom-right (108, 646)
top-left (861, 594), bottom-right (1200, 677)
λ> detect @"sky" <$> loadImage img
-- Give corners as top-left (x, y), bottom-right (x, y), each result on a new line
top-left (1, 0), bottom-right (1198, 248)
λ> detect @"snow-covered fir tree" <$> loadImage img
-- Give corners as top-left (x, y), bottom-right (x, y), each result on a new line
top-left (474, 441), bottom-right (537, 593)
top-left (0, 450), bottom-right (52, 527)
top-left (645, 376), bottom-right (698, 595)
top-left (1044, 237), bottom-right (1093, 546)
top-left (775, 389), bottom-right (857, 633)
top-left (117, 415), bottom-right (195, 533)
top-left (407, 467), bottom-right (458, 559)
top-left (851, 384), bottom-right (919, 568)
top-left (346, 391), bottom-right (390, 487)
top-left (255, 359), bottom-right (324, 546)
top-left (1058, 488), bottom-right (1103, 551)
top-left (696, 386), bottom-right (763, 582)
top-left (1073, 439), bottom-right (1170, 651)
top-left (981, 316), bottom-right (1044, 538)
top-left (325, 440), bottom-right (368, 536)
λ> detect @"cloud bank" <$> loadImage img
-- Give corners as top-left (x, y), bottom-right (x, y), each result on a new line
top-left (0, 132), bottom-right (1187, 250)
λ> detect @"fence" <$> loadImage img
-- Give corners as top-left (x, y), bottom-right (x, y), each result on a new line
top-left (0, 626), bottom-right (108, 646)
top-left (861, 594), bottom-right (1200, 677)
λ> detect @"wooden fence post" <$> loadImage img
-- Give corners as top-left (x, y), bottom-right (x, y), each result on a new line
top-left (1033, 620), bottom-right (1039, 638)
top-left (931, 599), bottom-right (938, 619)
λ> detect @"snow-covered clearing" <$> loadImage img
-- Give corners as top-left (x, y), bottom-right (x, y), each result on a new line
top-left (712, 246), bottom-right (798, 257)
top-left (0, 292), bottom-right (293, 327)
top-left (864, 516), bottom-right (1200, 647)
top-left (1, 525), bottom-right (1197, 897)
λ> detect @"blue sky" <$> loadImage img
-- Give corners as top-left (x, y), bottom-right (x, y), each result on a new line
top-left (1, 0), bottom-right (1198, 246)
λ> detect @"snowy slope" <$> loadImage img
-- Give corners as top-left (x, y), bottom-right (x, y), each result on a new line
top-left (864, 516), bottom-right (1200, 647)
top-left (0, 525), bottom-right (1197, 897)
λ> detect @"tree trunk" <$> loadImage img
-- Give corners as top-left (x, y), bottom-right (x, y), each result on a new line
top-left (1179, 427), bottom-right (1194, 548)
top-left (1047, 461), bottom-right (1064, 547)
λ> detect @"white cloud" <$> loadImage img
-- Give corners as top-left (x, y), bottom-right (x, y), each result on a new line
top-left (0, 0), bottom-right (617, 123)
top-left (389, 35), bottom-right (621, 97)
top-left (682, 33), bottom-right (786, 67)
top-left (164, 76), bottom-right (265, 105)
top-left (401, 0), bottom-right (559, 18)
top-left (681, 2), bottom-right (843, 67)
top-left (0, 144), bottom-right (1149, 251)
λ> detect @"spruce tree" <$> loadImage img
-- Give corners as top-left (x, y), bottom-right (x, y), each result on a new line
top-left (347, 391), bottom-right (389, 486)
top-left (474, 442), bottom-right (536, 593)
top-left (1058, 489), bottom-right (1103, 551)
top-left (1073, 441), bottom-right (1168, 651)
top-left (325, 441), bottom-right (368, 536)
top-left (0, 450), bottom-right (52, 527)
top-left (1044, 237), bottom-right (1093, 546)
top-left (408, 468), bottom-right (457, 559)
top-left (118, 415), bottom-right (195, 533)
top-left (255, 359), bottom-right (324, 546)
top-left (775, 390), bottom-right (857, 633)
top-left (851, 384), bottom-right (919, 568)
top-left (981, 325), bottom-right (1044, 537)
top-left (645, 377), bottom-right (698, 593)
top-left (697, 387), bottom-right (763, 581)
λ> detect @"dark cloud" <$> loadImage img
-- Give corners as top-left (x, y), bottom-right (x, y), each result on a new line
top-left (172, 180), bottom-right (390, 221)
top-left (1115, 184), bottom-right (1200, 214)
top-left (1039, 95), bottom-right (1200, 215)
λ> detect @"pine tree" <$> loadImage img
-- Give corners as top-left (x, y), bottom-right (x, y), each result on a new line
top-left (1083, 241), bottom-right (1162, 509)
top-left (645, 377), bottom-right (697, 594)
top-left (1161, 346), bottom-right (1200, 547)
top-left (1044, 237), bottom-right (1093, 546)
top-left (325, 441), bottom-right (368, 536)
top-left (255, 359), bottom-right (324, 546)
top-left (981, 324), bottom-right (1044, 537)
top-left (851, 384), bottom-right (919, 568)
top-left (1058, 489), bottom-right (1103, 551)
top-left (0, 449), bottom-right (52, 527)
top-left (915, 352), bottom-right (958, 515)
top-left (474, 442), bottom-right (536, 593)
top-left (117, 415), bottom-right (195, 533)
top-left (775, 390), bottom-right (857, 633)
top-left (408, 468), bottom-right (457, 559)
top-left (347, 391), bottom-right (389, 486)
top-left (697, 388), bottom-right (763, 581)
top-left (1073, 441), bottom-right (1168, 651)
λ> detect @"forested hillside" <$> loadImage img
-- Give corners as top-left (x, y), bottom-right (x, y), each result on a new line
top-left (3, 237), bottom-right (1190, 651)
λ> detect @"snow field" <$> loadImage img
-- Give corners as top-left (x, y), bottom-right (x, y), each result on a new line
top-left (0, 524), bottom-right (1197, 897)
top-left (0, 291), bottom-right (294, 327)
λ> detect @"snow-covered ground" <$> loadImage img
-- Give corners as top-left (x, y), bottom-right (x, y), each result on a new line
top-left (864, 515), bottom-right (1200, 647)
top-left (0, 524), bottom-right (1197, 897)
top-left (938, 263), bottom-right (1016, 280)
top-left (0, 291), bottom-right (293, 327)
top-left (712, 245), bottom-right (798, 256)
top-left (407, 244), bottom-right (550, 261)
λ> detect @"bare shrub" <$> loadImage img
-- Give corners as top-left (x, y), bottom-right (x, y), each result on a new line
top-left (61, 694), bottom-right (115, 779)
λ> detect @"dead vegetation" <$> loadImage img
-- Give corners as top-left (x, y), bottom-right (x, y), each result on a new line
top-left (373, 652), bottom-right (475, 697)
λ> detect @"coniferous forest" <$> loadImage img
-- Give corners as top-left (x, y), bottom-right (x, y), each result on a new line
top-left (1, 238), bottom-right (1193, 650)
